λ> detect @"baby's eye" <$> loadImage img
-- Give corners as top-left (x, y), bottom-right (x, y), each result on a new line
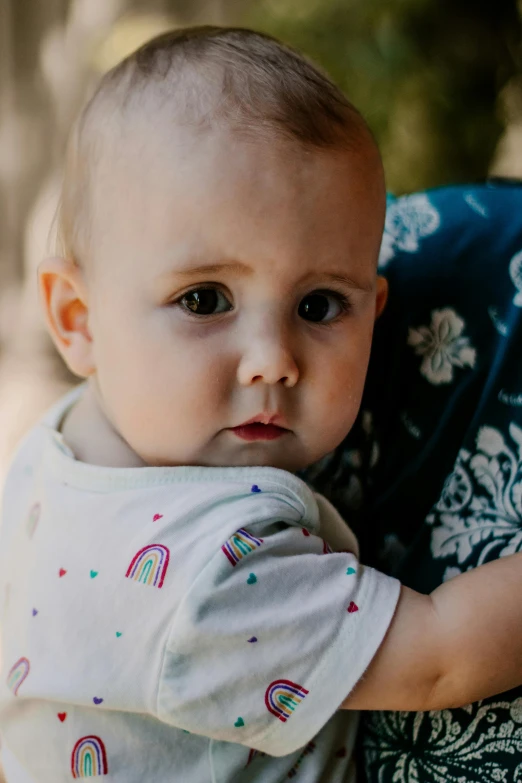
top-left (298, 291), bottom-right (349, 323)
top-left (179, 287), bottom-right (232, 316)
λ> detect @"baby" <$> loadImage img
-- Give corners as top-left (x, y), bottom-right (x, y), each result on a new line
top-left (1, 26), bottom-right (522, 783)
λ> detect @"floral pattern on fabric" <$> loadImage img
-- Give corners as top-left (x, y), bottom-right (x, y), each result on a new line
top-left (408, 308), bottom-right (477, 385)
top-left (428, 423), bottom-right (522, 573)
top-left (378, 194), bottom-right (441, 267)
top-left (364, 698), bottom-right (522, 783)
top-left (509, 250), bottom-right (522, 307)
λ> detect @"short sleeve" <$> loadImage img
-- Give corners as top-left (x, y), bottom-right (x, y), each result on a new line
top-left (157, 520), bottom-right (400, 756)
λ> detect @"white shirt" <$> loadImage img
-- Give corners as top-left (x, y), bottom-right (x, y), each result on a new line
top-left (0, 387), bottom-right (400, 782)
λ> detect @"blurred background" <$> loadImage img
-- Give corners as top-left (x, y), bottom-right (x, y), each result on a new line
top-left (0, 0), bottom-right (521, 484)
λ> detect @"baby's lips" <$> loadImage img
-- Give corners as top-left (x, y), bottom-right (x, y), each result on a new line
top-left (235, 411), bottom-right (288, 429)
top-left (230, 423), bottom-right (288, 441)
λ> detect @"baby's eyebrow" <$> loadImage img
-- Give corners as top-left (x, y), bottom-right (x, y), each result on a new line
top-left (321, 273), bottom-right (375, 293)
top-left (159, 262), bottom-right (251, 280)
top-left (158, 264), bottom-right (374, 293)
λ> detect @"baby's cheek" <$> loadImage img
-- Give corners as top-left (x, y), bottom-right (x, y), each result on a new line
top-left (326, 354), bottom-right (364, 403)
top-left (318, 364), bottom-right (365, 438)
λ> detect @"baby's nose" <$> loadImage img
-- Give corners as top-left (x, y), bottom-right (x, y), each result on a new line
top-left (236, 332), bottom-right (299, 388)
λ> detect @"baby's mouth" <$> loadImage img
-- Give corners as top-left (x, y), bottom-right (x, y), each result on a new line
top-left (230, 422), bottom-right (289, 441)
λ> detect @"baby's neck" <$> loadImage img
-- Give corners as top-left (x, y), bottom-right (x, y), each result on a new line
top-left (61, 382), bottom-right (146, 468)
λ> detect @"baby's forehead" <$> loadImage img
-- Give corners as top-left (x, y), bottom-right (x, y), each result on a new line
top-left (92, 116), bottom-right (380, 216)
top-left (84, 121), bottom-right (383, 295)
top-left (70, 83), bottom-right (382, 278)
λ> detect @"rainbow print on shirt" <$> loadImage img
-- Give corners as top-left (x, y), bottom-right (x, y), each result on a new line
top-left (71, 735), bottom-right (108, 777)
top-left (265, 679), bottom-right (309, 722)
top-left (125, 544), bottom-right (170, 588)
top-left (222, 528), bottom-right (264, 566)
top-left (7, 657), bottom-right (30, 695)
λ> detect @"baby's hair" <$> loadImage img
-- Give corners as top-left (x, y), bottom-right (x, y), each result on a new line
top-left (56, 25), bottom-right (374, 264)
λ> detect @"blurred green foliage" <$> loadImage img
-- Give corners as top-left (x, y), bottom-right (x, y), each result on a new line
top-left (241, 0), bottom-right (521, 192)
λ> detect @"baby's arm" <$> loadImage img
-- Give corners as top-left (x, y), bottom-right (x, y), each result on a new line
top-left (343, 552), bottom-right (522, 711)
top-left (153, 485), bottom-right (522, 757)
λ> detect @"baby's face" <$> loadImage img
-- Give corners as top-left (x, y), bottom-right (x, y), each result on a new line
top-left (84, 126), bottom-right (386, 471)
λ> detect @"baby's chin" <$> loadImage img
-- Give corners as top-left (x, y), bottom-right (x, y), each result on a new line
top-left (144, 444), bottom-right (314, 473)
top-left (207, 438), bottom-right (317, 473)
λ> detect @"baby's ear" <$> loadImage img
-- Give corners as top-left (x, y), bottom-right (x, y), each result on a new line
top-left (374, 275), bottom-right (388, 320)
top-left (38, 257), bottom-right (95, 378)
